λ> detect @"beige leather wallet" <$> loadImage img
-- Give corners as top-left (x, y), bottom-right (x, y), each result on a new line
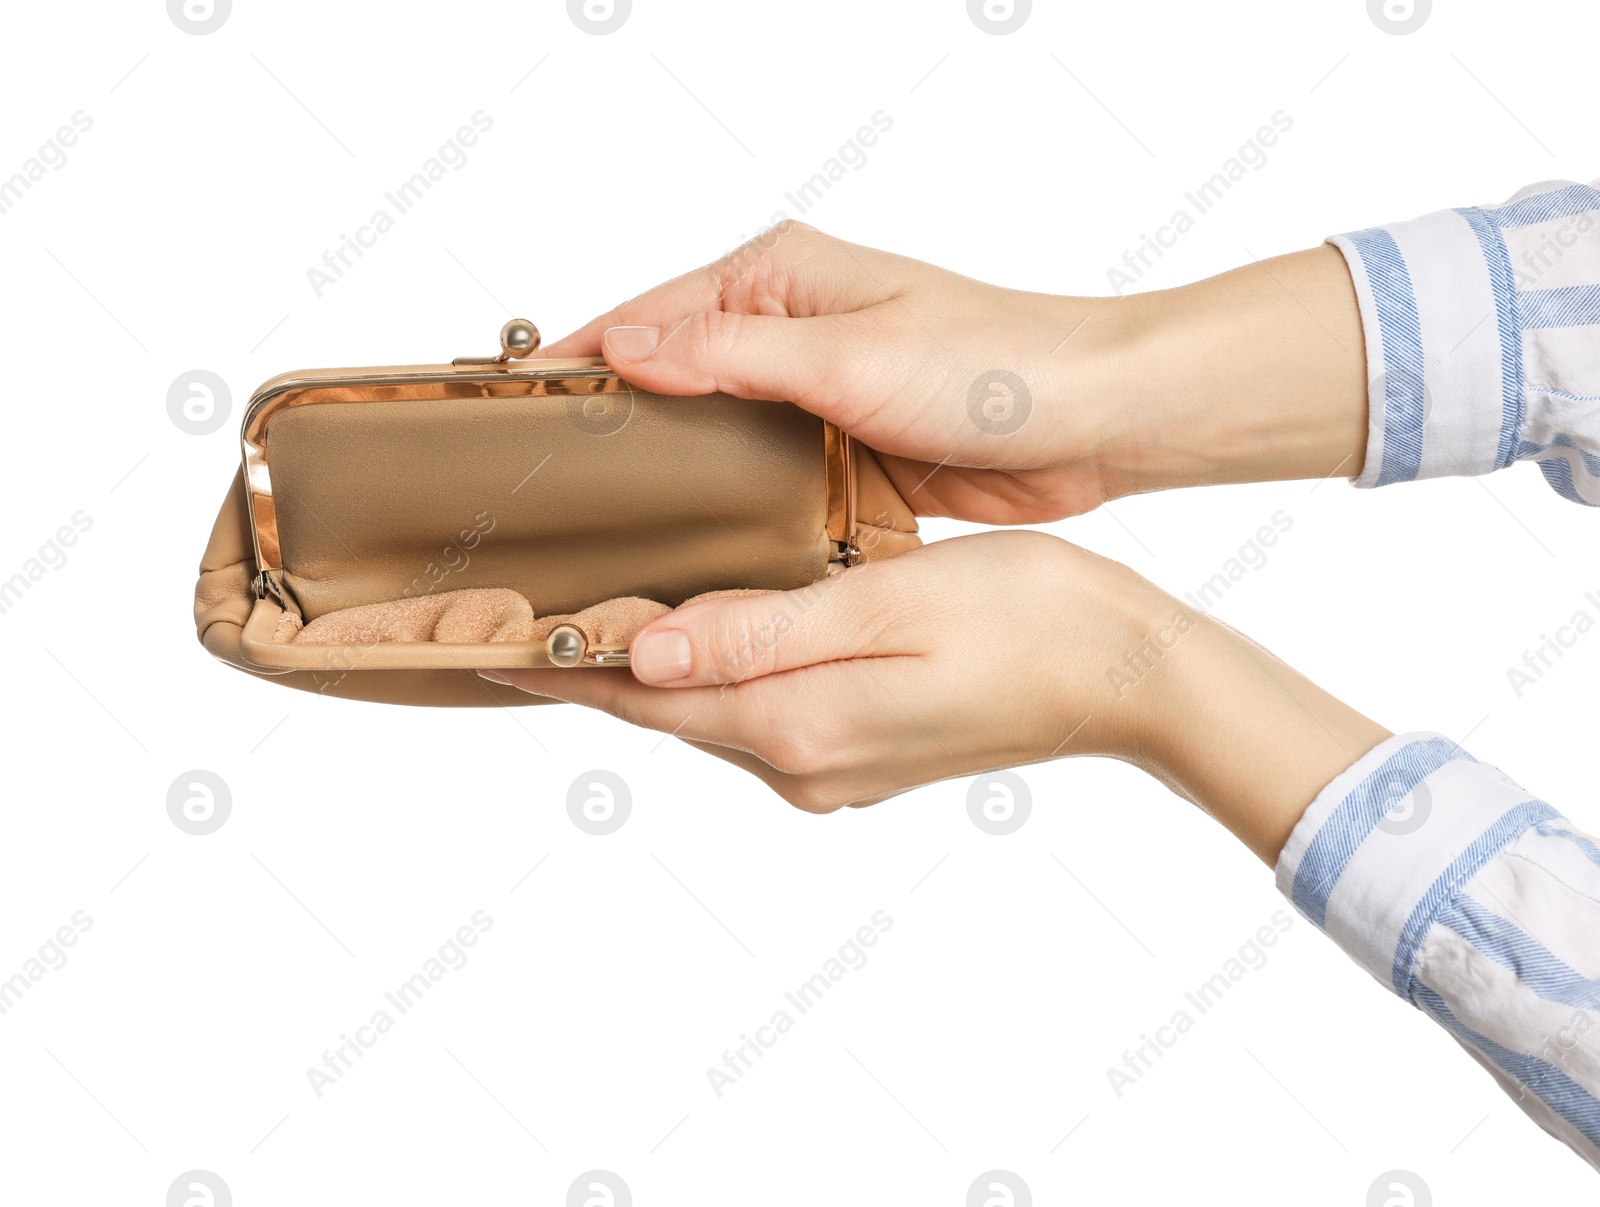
top-left (193, 320), bottom-right (920, 706)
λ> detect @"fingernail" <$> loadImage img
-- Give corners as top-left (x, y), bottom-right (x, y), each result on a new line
top-left (631, 629), bottom-right (692, 684)
top-left (603, 325), bottom-right (661, 362)
top-left (478, 670), bottom-right (509, 684)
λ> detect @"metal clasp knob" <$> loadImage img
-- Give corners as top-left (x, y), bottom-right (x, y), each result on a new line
top-left (453, 318), bottom-right (541, 366)
top-left (545, 624), bottom-right (587, 667)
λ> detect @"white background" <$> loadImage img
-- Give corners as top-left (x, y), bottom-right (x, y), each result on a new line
top-left (0, 0), bottom-right (1595, 1203)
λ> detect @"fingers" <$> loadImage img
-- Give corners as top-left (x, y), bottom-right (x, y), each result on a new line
top-left (627, 559), bottom-right (922, 687)
top-left (679, 740), bottom-right (900, 814)
top-left (540, 263), bottom-right (728, 358)
top-left (480, 667), bottom-right (774, 756)
top-left (676, 739), bottom-right (829, 809)
top-left (601, 309), bottom-right (866, 412)
top-left (540, 222), bottom-right (894, 361)
top-left (478, 668), bottom-right (899, 814)
top-left (480, 666), bottom-right (862, 804)
top-left (874, 456), bottom-right (1105, 523)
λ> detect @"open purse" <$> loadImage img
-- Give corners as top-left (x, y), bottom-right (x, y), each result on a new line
top-left (193, 320), bottom-right (920, 706)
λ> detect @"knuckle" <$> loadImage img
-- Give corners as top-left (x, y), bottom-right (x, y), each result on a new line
top-left (760, 728), bottom-right (822, 776)
top-left (994, 529), bottom-right (1071, 582)
top-left (794, 321), bottom-right (867, 412)
top-left (717, 222), bottom-right (837, 312)
top-left (759, 718), bottom-right (843, 778)
top-left (853, 590), bottom-right (913, 653)
top-left (767, 218), bottom-right (822, 247)
top-left (711, 307), bottom-right (750, 355)
top-left (715, 222), bottom-right (810, 301)
top-left (692, 309), bottom-right (748, 370)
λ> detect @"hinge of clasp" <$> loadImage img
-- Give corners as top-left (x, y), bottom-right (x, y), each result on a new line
top-left (252, 569), bottom-right (288, 608)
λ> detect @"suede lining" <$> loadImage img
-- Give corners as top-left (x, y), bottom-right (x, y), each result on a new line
top-left (281, 586), bottom-right (775, 649)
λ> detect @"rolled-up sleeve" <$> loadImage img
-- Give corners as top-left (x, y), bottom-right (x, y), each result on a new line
top-left (1276, 732), bottom-right (1600, 1172)
top-left (1329, 180), bottom-right (1600, 503)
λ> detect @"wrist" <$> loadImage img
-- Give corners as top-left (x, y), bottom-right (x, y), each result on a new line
top-left (1131, 610), bottom-right (1391, 864)
top-left (1038, 553), bottom-right (1197, 765)
top-left (1076, 245), bottom-right (1370, 500)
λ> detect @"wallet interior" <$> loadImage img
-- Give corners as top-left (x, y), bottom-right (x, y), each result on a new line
top-left (238, 386), bottom-right (837, 671)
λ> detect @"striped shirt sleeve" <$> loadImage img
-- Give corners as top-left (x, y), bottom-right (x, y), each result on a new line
top-left (1275, 732), bottom-right (1600, 1172)
top-left (1329, 179), bottom-right (1600, 503)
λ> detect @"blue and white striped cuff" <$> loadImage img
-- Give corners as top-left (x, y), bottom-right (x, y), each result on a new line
top-left (1329, 208), bottom-right (1520, 489)
top-left (1274, 732), bottom-right (1554, 1001)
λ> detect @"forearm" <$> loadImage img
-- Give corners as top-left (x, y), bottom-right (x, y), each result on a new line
top-left (1124, 609), bottom-right (1600, 1172)
top-left (1109, 598), bottom-right (1390, 865)
top-left (1077, 244), bottom-right (1370, 500)
top-left (1076, 178), bottom-right (1600, 508)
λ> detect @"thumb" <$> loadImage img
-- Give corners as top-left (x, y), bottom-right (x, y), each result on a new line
top-left (601, 310), bottom-right (850, 411)
top-left (628, 565), bottom-right (912, 688)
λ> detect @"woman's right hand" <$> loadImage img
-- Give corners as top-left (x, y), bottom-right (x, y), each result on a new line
top-left (543, 223), bottom-right (1370, 523)
top-left (483, 528), bottom-right (1390, 865)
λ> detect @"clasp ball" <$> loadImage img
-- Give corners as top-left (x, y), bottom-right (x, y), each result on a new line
top-left (500, 318), bottom-right (541, 359)
top-left (546, 624), bottom-right (587, 667)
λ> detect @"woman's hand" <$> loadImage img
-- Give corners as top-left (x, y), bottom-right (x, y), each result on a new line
top-left (488, 532), bottom-right (1154, 803)
top-left (482, 532), bottom-right (1389, 863)
top-left (544, 224), bottom-right (1371, 523)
